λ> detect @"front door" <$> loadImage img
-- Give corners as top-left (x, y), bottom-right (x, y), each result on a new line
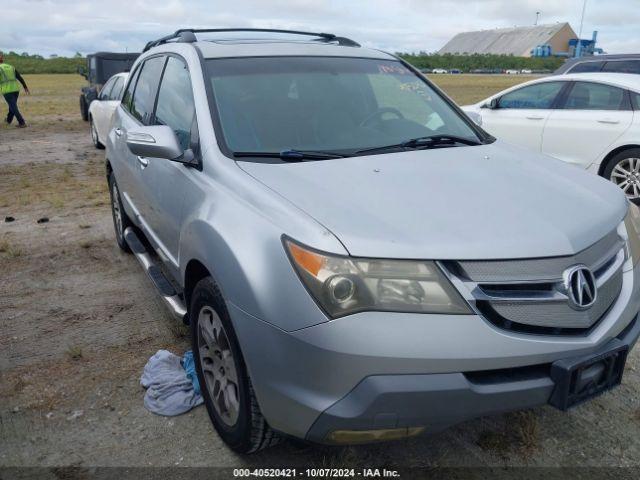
top-left (480, 81), bottom-right (566, 152)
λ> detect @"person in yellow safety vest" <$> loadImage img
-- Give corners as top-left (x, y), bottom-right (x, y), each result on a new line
top-left (0, 51), bottom-right (30, 128)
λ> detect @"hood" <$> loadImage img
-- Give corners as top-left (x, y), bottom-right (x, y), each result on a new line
top-left (238, 142), bottom-right (628, 260)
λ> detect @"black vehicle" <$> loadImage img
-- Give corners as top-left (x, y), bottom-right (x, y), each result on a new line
top-left (554, 54), bottom-right (640, 75)
top-left (78, 52), bottom-right (139, 121)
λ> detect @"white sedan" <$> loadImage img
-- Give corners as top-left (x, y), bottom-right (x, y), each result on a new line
top-left (88, 72), bottom-right (128, 149)
top-left (463, 73), bottom-right (640, 202)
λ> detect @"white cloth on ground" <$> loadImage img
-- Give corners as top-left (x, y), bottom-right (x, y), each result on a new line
top-left (140, 349), bottom-right (203, 416)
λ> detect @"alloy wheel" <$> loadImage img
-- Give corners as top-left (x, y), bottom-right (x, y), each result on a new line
top-left (610, 157), bottom-right (640, 200)
top-left (197, 306), bottom-right (240, 427)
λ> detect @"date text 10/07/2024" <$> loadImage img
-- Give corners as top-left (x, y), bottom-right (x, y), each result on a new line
top-left (232, 468), bottom-right (401, 478)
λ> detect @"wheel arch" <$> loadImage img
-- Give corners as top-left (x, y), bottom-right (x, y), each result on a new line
top-left (183, 258), bottom-right (212, 319)
top-left (598, 144), bottom-right (640, 177)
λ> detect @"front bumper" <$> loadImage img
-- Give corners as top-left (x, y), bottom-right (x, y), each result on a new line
top-left (228, 263), bottom-right (640, 442)
top-left (306, 314), bottom-right (640, 443)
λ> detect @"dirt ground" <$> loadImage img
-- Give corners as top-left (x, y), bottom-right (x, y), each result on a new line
top-left (1, 75), bottom-right (640, 472)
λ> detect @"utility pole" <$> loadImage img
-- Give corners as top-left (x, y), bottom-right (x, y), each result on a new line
top-left (576, 0), bottom-right (588, 57)
top-left (535, 11), bottom-right (540, 26)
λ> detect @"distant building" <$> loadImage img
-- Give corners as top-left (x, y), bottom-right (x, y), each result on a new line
top-left (438, 23), bottom-right (577, 57)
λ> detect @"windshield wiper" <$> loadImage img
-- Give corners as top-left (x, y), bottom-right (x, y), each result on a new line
top-left (355, 135), bottom-right (482, 155)
top-left (233, 149), bottom-right (348, 162)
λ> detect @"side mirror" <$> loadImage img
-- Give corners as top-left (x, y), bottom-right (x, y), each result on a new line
top-left (126, 126), bottom-right (184, 161)
top-left (483, 98), bottom-right (499, 110)
top-left (466, 111), bottom-right (483, 126)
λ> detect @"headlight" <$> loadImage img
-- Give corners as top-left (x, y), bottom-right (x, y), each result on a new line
top-left (624, 203), bottom-right (640, 267)
top-left (284, 239), bottom-right (472, 318)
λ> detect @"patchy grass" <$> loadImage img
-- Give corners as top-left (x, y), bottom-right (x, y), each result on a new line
top-left (0, 236), bottom-right (24, 257)
top-left (0, 74), bottom-right (86, 128)
top-left (428, 74), bottom-right (539, 105)
top-left (477, 410), bottom-right (540, 458)
top-left (65, 345), bottom-right (84, 360)
top-left (0, 162), bottom-right (108, 212)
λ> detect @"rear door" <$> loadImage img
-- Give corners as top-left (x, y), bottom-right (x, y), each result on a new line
top-left (141, 55), bottom-right (198, 269)
top-left (541, 81), bottom-right (633, 168)
top-left (479, 81), bottom-right (566, 151)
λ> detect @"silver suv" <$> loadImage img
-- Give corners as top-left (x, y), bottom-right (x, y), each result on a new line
top-left (106, 29), bottom-right (640, 453)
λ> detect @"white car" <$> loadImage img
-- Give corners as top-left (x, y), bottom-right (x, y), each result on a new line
top-left (463, 73), bottom-right (640, 202)
top-left (88, 72), bottom-right (128, 149)
top-left (431, 68), bottom-right (448, 74)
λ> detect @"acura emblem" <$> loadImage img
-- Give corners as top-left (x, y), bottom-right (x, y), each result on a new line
top-left (563, 265), bottom-right (597, 311)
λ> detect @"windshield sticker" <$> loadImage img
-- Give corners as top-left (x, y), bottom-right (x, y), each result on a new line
top-left (378, 64), bottom-right (411, 75)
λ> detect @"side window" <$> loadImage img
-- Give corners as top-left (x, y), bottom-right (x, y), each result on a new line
top-left (631, 91), bottom-right (640, 110)
top-left (110, 77), bottom-right (125, 101)
top-left (568, 61), bottom-right (604, 73)
top-left (131, 56), bottom-right (166, 124)
top-left (154, 57), bottom-right (196, 150)
top-left (498, 82), bottom-right (564, 109)
top-left (99, 78), bottom-right (116, 100)
top-left (563, 82), bottom-right (627, 110)
top-left (122, 66), bottom-right (141, 112)
top-left (601, 60), bottom-right (640, 74)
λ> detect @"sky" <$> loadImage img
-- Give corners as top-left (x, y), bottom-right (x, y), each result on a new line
top-left (0, 0), bottom-right (639, 57)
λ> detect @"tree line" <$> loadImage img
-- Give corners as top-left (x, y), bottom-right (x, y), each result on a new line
top-left (2, 51), bottom-right (86, 74)
top-left (3, 51), bottom-right (565, 74)
top-left (399, 53), bottom-right (564, 72)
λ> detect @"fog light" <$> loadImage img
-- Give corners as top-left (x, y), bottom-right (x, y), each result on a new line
top-left (326, 427), bottom-right (425, 444)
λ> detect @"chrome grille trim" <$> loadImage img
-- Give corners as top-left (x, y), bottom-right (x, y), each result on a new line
top-left (455, 229), bottom-right (624, 283)
top-left (439, 230), bottom-right (626, 333)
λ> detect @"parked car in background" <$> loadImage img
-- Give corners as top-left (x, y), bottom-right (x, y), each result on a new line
top-left (555, 54), bottom-right (640, 75)
top-left (106, 28), bottom-right (640, 454)
top-left (520, 69), bottom-right (532, 74)
top-left (505, 69), bottom-right (520, 75)
top-left (463, 73), bottom-right (640, 203)
top-left (88, 73), bottom-right (128, 149)
top-left (431, 68), bottom-right (448, 74)
top-left (450, 68), bottom-right (461, 74)
top-left (78, 52), bottom-right (138, 121)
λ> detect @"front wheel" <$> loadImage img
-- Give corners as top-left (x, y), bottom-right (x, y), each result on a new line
top-left (604, 148), bottom-right (640, 205)
top-left (191, 277), bottom-right (279, 453)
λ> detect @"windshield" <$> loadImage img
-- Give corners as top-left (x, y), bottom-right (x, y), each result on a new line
top-left (206, 57), bottom-right (482, 158)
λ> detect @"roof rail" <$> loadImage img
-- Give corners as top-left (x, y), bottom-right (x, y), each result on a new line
top-left (143, 28), bottom-right (360, 52)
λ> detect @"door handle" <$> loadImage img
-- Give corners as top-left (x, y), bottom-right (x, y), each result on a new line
top-left (526, 115), bottom-right (544, 120)
top-left (597, 119), bottom-right (620, 124)
top-left (114, 127), bottom-right (123, 137)
top-left (137, 156), bottom-right (149, 168)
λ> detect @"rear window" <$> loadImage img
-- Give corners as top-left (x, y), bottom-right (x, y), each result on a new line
top-left (567, 61), bottom-right (604, 73)
top-left (563, 82), bottom-right (629, 110)
top-left (601, 60), bottom-right (640, 74)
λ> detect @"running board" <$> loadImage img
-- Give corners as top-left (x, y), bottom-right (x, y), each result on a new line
top-left (124, 227), bottom-right (187, 322)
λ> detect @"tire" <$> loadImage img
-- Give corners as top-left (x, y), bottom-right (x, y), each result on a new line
top-left (80, 95), bottom-right (88, 121)
top-left (90, 117), bottom-right (104, 149)
top-left (108, 171), bottom-right (132, 253)
top-left (190, 277), bottom-right (279, 453)
top-left (603, 148), bottom-right (640, 205)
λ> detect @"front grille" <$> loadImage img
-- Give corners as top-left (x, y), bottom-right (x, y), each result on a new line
top-left (444, 229), bottom-right (626, 335)
top-left (455, 230), bottom-right (624, 282)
